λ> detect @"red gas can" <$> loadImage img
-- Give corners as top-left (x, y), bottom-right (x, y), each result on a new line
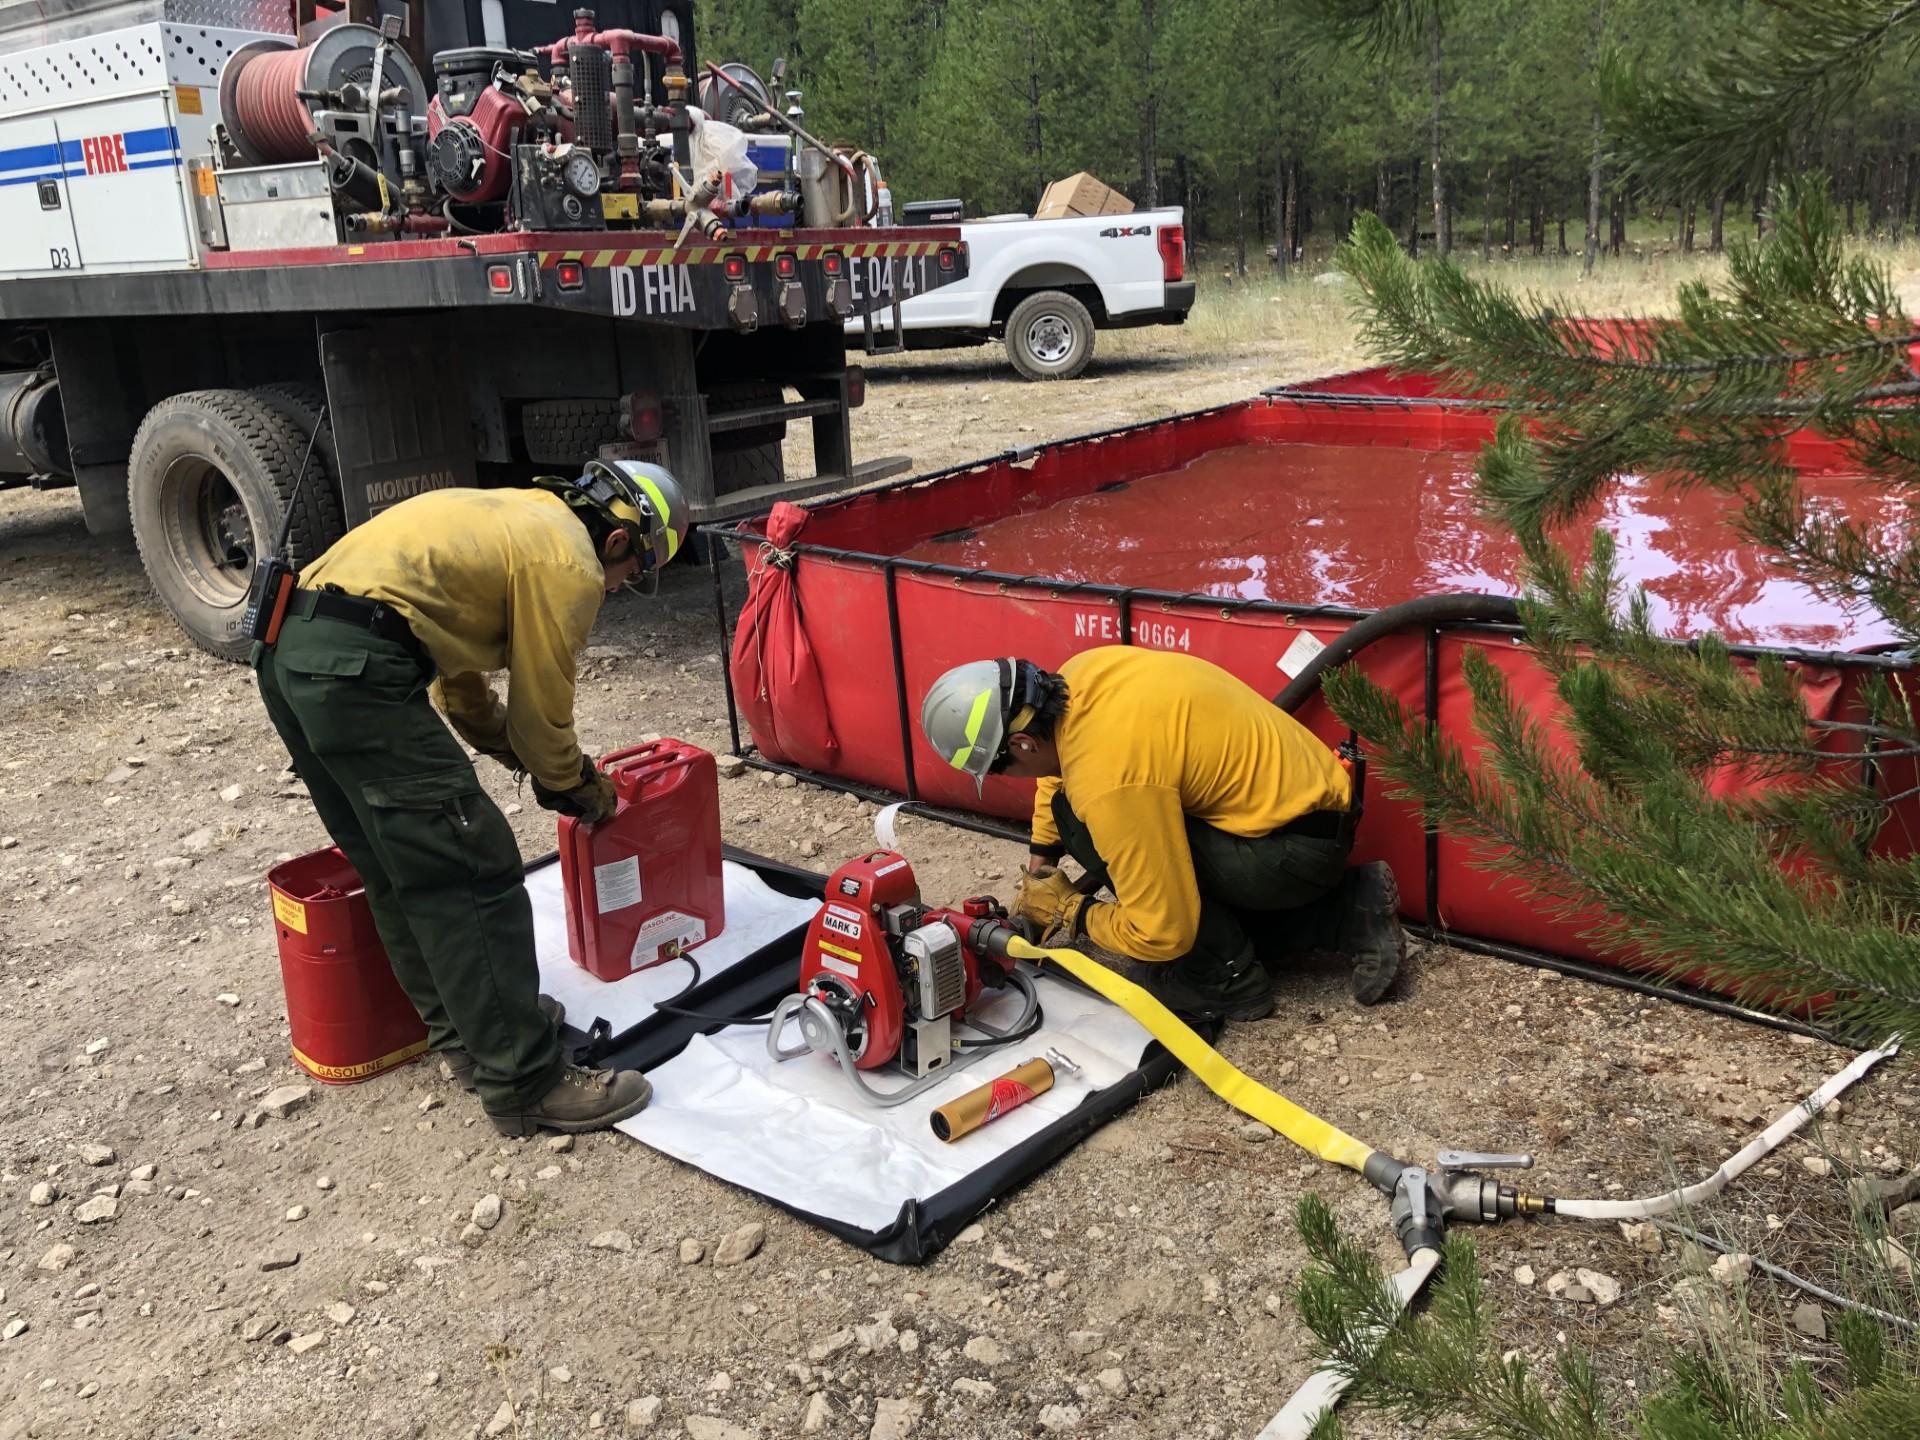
top-left (559, 739), bottom-right (727, 981)
top-left (268, 848), bottom-right (429, 1084)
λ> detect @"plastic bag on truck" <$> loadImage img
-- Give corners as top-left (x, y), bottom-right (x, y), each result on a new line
top-left (729, 502), bottom-right (840, 767)
top-left (687, 107), bottom-right (758, 203)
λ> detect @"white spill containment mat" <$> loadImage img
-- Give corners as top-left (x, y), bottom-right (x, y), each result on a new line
top-left (526, 860), bottom-right (1156, 1236)
top-left (527, 859), bottom-right (819, 1034)
top-left (620, 976), bottom-right (1153, 1234)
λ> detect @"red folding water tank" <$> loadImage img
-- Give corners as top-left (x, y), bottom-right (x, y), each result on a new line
top-left (268, 848), bottom-right (429, 1084)
top-left (559, 739), bottom-right (727, 981)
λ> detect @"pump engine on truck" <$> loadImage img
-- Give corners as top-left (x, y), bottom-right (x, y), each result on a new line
top-left (0, 0), bottom-right (967, 658)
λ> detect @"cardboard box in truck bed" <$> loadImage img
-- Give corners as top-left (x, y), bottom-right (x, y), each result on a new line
top-left (1035, 172), bottom-right (1133, 220)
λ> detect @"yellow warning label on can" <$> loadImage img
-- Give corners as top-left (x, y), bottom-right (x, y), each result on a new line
top-left (818, 938), bottom-right (861, 965)
top-left (175, 85), bottom-right (203, 115)
top-left (294, 1038), bottom-right (429, 1082)
top-left (272, 891), bottom-right (309, 934)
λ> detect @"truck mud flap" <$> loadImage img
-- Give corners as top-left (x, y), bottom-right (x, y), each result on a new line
top-left (320, 324), bottom-right (476, 528)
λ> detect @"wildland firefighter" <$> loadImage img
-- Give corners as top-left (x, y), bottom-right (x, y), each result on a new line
top-left (254, 462), bottom-right (687, 1135)
top-left (920, 647), bottom-right (1406, 1021)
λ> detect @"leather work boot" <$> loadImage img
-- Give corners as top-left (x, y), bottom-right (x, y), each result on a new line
top-left (487, 1064), bottom-right (653, 1137)
top-left (1130, 951), bottom-right (1275, 1024)
top-left (1338, 862), bottom-right (1406, 1005)
top-left (439, 994), bottom-right (566, 1093)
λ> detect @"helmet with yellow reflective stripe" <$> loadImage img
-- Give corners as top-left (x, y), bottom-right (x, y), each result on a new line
top-left (579, 459), bottom-right (690, 595)
top-left (920, 657), bottom-right (1047, 795)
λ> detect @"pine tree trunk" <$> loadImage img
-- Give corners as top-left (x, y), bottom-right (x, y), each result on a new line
top-left (1558, 210), bottom-right (1568, 256)
top-left (1377, 162), bottom-right (1390, 224)
top-left (1026, 32), bottom-right (1045, 207)
top-left (1505, 160), bottom-right (1518, 253)
top-left (1272, 148), bottom-right (1288, 280)
top-left (1426, 7), bottom-right (1450, 255)
top-left (1584, 109), bottom-right (1603, 276)
top-left (1286, 158), bottom-right (1302, 267)
top-left (1610, 189), bottom-right (1624, 254)
top-left (1683, 197), bottom-right (1696, 252)
top-left (1235, 173), bottom-right (1248, 277)
top-left (1481, 165), bottom-right (1494, 261)
top-left (1137, 0), bottom-right (1160, 207)
top-left (1530, 187), bottom-right (1544, 255)
top-left (1710, 190), bottom-right (1726, 252)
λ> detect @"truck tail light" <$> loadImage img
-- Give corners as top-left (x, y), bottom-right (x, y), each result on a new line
top-left (1157, 225), bottom-right (1185, 283)
top-left (723, 254), bottom-right (748, 281)
top-left (487, 264), bottom-right (514, 294)
top-left (627, 391), bottom-right (663, 442)
top-left (937, 246), bottom-right (957, 272)
top-left (846, 365), bottom-right (866, 410)
top-left (774, 252), bottom-right (797, 278)
top-left (822, 251), bottom-right (844, 276)
top-left (555, 260), bottom-right (585, 290)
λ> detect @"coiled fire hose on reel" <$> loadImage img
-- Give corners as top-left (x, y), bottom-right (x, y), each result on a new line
top-left (982, 930), bottom-right (1898, 1439)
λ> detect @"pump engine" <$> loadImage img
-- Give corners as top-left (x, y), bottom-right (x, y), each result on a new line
top-left (768, 852), bottom-right (1039, 1107)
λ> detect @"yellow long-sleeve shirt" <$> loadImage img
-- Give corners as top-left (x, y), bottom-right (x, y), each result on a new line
top-left (299, 488), bottom-right (605, 792)
top-left (1029, 647), bottom-right (1352, 962)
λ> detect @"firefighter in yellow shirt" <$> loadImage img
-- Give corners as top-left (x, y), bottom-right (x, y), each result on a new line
top-left (255, 462), bottom-right (687, 1134)
top-left (921, 649), bottom-right (1405, 1021)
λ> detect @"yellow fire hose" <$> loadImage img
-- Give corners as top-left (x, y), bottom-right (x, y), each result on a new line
top-left (1003, 935), bottom-right (1378, 1176)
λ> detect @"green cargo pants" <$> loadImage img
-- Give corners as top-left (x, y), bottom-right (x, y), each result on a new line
top-left (255, 611), bottom-right (563, 1112)
top-left (1050, 790), bottom-right (1352, 986)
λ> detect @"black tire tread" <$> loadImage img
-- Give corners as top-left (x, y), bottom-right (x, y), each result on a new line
top-left (1004, 289), bottom-right (1096, 382)
top-left (128, 388), bottom-right (318, 662)
top-left (523, 398), bottom-right (626, 465)
top-left (250, 381), bottom-right (347, 565)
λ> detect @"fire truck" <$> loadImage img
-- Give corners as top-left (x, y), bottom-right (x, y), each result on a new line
top-left (0, 0), bottom-right (966, 657)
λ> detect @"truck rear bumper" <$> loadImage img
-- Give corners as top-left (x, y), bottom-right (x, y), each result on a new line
top-left (1104, 280), bottom-right (1197, 330)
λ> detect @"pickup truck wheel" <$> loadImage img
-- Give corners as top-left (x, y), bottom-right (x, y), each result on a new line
top-left (128, 390), bottom-right (316, 662)
top-left (1005, 291), bottom-right (1095, 381)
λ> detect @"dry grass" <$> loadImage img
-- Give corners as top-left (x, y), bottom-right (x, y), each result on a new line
top-left (1099, 236), bottom-right (1920, 383)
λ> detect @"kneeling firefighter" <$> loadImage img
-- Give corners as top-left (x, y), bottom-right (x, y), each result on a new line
top-left (921, 647), bottom-right (1405, 1022)
top-left (253, 461), bottom-right (687, 1135)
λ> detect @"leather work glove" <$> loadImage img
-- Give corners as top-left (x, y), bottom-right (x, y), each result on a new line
top-left (1011, 866), bottom-right (1090, 939)
top-left (534, 754), bottom-right (619, 823)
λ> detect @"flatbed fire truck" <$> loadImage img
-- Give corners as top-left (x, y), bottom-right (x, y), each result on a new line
top-left (0, 0), bottom-right (966, 656)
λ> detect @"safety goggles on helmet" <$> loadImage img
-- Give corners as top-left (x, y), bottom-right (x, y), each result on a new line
top-left (576, 459), bottom-right (689, 596)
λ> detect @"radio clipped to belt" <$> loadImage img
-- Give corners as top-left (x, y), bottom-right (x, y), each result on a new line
top-left (1335, 730), bottom-right (1367, 849)
top-left (242, 407), bottom-right (328, 649)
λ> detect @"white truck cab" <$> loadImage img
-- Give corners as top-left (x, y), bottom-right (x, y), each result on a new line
top-left (847, 203), bottom-right (1195, 380)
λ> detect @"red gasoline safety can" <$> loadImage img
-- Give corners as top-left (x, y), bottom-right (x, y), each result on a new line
top-left (267, 848), bottom-right (429, 1084)
top-left (559, 740), bottom-right (727, 981)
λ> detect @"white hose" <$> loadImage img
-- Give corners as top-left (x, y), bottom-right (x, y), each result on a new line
top-left (1553, 1035), bottom-right (1899, 1221)
top-left (1258, 1246), bottom-right (1442, 1440)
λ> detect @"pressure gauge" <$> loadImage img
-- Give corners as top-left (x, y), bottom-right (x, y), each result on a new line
top-left (658, 9), bottom-right (683, 49)
top-left (563, 151), bottom-right (601, 198)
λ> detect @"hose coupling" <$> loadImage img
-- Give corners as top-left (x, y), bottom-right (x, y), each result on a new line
top-left (1435, 1149), bottom-right (1536, 1224)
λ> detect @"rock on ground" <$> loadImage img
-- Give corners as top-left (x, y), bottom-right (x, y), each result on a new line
top-left (1793, 1301), bottom-right (1828, 1339)
top-left (869, 1397), bottom-right (922, 1440)
top-left (712, 1222), bottom-right (764, 1266)
top-left (588, 1230), bottom-right (632, 1252)
top-left (625, 1396), bottom-right (661, 1428)
top-left (684, 1419), bottom-right (755, 1440)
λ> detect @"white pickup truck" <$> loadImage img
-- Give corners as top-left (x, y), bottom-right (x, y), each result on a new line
top-left (846, 205), bottom-right (1196, 380)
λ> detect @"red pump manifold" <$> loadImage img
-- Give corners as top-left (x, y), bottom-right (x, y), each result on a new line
top-left (559, 740), bottom-right (726, 981)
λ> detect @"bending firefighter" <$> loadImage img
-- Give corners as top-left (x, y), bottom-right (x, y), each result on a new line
top-left (253, 461), bottom-right (687, 1135)
top-left (921, 648), bottom-right (1405, 1021)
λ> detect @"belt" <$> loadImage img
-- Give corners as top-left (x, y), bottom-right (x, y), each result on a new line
top-left (287, 587), bottom-right (428, 664)
top-left (1280, 807), bottom-right (1351, 842)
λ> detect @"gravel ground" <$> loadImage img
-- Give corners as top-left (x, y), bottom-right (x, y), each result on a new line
top-left (1, 329), bottom-right (1916, 1440)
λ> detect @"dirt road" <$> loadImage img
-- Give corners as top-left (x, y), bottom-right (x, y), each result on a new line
top-left (1, 321), bottom-right (1912, 1440)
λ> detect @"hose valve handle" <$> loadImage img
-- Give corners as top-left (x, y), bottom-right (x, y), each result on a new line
top-left (1437, 1150), bottom-right (1533, 1172)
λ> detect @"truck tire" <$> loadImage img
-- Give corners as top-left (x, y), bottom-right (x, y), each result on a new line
top-left (1005, 290), bottom-right (1096, 381)
top-left (522, 399), bottom-right (626, 465)
top-left (127, 389), bottom-right (323, 662)
top-left (251, 382), bottom-right (347, 558)
top-left (710, 438), bottom-right (783, 497)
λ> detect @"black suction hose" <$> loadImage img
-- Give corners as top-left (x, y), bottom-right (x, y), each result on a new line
top-left (1272, 593), bottom-right (1522, 712)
